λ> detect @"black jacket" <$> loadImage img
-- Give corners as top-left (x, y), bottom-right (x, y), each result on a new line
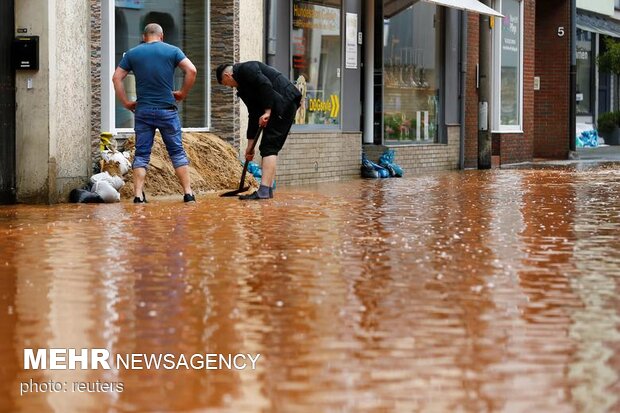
top-left (233, 61), bottom-right (301, 138)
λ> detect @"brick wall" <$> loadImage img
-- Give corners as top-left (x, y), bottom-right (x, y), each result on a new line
top-left (277, 132), bottom-right (361, 186)
top-left (504, 0), bottom-right (535, 165)
top-left (210, 0), bottom-right (240, 147)
top-left (498, 0), bottom-right (536, 165)
top-left (466, 1), bottom-right (539, 167)
top-left (465, 14), bottom-right (480, 169)
top-left (364, 126), bottom-right (460, 174)
top-left (534, 0), bottom-right (570, 159)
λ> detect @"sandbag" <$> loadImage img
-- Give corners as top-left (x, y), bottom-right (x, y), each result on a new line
top-left (247, 161), bottom-right (262, 179)
top-left (379, 149), bottom-right (404, 177)
top-left (92, 181), bottom-right (121, 203)
top-left (362, 153), bottom-right (389, 179)
top-left (101, 150), bottom-right (132, 175)
top-left (90, 171), bottom-right (124, 191)
top-left (577, 130), bottom-right (598, 148)
top-left (246, 161), bottom-right (277, 188)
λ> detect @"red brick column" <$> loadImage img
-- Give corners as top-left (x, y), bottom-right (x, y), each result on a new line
top-left (534, 0), bottom-right (570, 159)
top-left (498, 0), bottom-right (536, 165)
top-left (465, 13), bottom-right (480, 169)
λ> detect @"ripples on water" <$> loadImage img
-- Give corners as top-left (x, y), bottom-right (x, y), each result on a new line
top-left (0, 165), bottom-right (619, 412)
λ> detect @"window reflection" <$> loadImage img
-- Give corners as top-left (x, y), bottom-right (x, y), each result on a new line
top-left (383, 2), bottom-right (440, 143)
top-left (292, 0), bottom-right (342, 126)
top-left (500, 0), bottom-right (521, 126)
top-left (576, 29), bottom-right (593, 116)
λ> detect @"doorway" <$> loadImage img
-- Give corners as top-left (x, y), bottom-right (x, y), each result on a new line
top-left (0, 0), bottom-right (16, 204)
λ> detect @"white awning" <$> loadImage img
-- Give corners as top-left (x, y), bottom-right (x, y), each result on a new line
top-left (384, 0), bottom-right (503, 18)
top-left (426, 0), bottom-right (502, 17)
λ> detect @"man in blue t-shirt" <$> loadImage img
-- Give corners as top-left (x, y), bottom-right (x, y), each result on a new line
top-left (112, 23), bottom-right (197, 203)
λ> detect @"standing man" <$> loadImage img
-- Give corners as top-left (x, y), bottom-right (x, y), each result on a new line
top-left (112, 23), bottom-right (197, 203)
top-left (216, 61), bottom-right (301, 200)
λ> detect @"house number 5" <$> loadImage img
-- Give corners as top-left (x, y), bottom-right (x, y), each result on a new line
top-left (558, 27), bottom-right (565, 37)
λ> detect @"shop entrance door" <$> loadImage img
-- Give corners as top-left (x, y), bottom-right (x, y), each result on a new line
top-left (0, 0), bottom-right (16, 204)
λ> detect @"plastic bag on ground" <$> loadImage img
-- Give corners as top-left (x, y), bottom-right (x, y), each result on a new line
top-left (69, 188), bottom-right (104, 203)
top-left (245, 161), bottom-right (276, 188)
top-left (247, 161), bottom-right (262, 179)
top-left (362, 153), bottom-right (389, 179)
top-left (92, 181), bottom-right (121, 203)
top-left (379, 149), bottom-right (404, 177)
top-left (90, 171), bottom-right (124, 190)
top-left (577, 130), bottom-right (599, 148)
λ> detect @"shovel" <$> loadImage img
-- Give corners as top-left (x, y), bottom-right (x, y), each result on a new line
top-left (220, 127), bottom-right (263, 197)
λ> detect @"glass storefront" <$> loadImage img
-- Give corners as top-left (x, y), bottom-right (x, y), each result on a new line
top-left (499, 0), bottom-right (521, 126)
top-left (114, 0), bottom-right (209, 129)
top-left (291, 0), bottom-right (341, 126)
top-left (576, 29), bottom-right (593, 116)
top-left (382, 2), bottom-right (440, 143)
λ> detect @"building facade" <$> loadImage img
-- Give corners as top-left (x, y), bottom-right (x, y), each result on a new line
top-left (574, 0), bottom-right (620, 142)
top-left (0, 0), bottom-right (573, 204)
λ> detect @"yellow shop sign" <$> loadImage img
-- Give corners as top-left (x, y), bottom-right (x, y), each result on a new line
top-left (308, 94), bottom-right (340, 118)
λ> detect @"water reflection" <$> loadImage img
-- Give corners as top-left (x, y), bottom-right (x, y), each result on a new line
top-left (0, 165), bottom-right (619, 412)
top-left (567, 167), bottom-right (620, 413)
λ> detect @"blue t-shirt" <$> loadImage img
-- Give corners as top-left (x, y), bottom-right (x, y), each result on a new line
top-left (119, 42), bottom-right (186, 109)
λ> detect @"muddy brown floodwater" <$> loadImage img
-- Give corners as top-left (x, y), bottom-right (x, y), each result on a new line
top-left (0, 164), bottom-right (619, 413)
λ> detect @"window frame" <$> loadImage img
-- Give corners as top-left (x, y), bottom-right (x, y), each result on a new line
top-left (102, 0), bottom-right (211, 134)
top-left (491, 0), bottom-right (524, 133)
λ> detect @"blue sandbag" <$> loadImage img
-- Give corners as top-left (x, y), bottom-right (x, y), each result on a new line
top-left (379, 149), bottom-right (404, 177)
top-left (362, 153), bottom-right (389, 179)
top-left (245, 161), bottom-right (276, 189)
top-left (577, 130), bottom-right (598, 148)
top-left (247, 161), bottom-right (262, 179)
top-left (361, 154), bottom-right (379, 178)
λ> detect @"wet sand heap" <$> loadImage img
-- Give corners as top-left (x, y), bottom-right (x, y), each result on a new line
top-left (107, 133), bottom-right (257, 199)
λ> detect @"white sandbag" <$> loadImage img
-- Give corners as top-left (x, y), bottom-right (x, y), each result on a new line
top-left (90, 171), bottom-right (111, 184)
top-left (109, 152), bottom-right (131, 175)
top-left (92, 180), bottom-right (121, 203)
top-left (90, 171), bottom-right (124, 191)
top-left (100, 150), bottom-right (131, 175)
top-left (101, 150), bottom-right (112, 162)
top-left (109, 175), bottom-right (124, 190)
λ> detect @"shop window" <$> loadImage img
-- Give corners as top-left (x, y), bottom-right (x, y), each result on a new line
top-left (576, 29), bottom-right (594, 116)
top-left (492, 0), bottom-right (523, 131)
top-left (382, 2), bottom-right (441, 143)
top-left (292, 0), bottom-right (341, 126)
top-left (113, 0), bottom-right (209, 130)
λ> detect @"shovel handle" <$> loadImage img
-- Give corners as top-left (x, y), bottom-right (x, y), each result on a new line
top-left (238, 127), bottom-right (263, 190)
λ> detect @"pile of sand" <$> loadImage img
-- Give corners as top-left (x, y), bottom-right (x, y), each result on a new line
top-left (106, 132), bottom-right (257, 199)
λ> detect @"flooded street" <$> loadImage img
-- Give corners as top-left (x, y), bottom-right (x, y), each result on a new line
top-left (1, 164), bottom-right (619, 413)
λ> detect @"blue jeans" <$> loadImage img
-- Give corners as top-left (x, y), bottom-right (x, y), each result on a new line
top-left (133, 108), bottom-right (189, 169)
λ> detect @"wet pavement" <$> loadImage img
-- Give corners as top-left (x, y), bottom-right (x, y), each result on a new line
top-left (0, 163), bottom-right (619, 413)
top-left (576, 146), bottom-right (620, 161)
